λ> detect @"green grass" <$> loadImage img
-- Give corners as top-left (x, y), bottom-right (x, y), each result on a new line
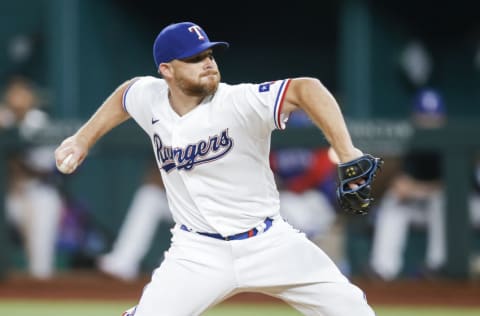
top-left (0, 300), bottom-right (479, 316)
top-left (0, 300), bottom-right (301, 316)
top-left (373, 306), bottom-right (480, 316)
top-left (0, 300), bottom-right (133, 316)
top-left (205, 303), bottom-right (301, 315)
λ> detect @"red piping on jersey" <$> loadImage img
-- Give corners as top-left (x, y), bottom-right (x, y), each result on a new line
top-left (276, 79), bottom-right (292, 130)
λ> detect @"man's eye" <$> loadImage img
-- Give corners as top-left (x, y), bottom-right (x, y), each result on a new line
top-left (184, 53), bottom-right (213, 63)
top-left (184, 56), bottom-right (201, 63)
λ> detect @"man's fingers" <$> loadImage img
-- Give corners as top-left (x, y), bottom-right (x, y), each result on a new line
top-left (55, 139), bottom-right (82, 174)
top-left (57, 153), bottom-right (79, 174)
top-left (348, 183), bottom-right (359, 190)
top-left (348, 178), bottom-right (366, 190)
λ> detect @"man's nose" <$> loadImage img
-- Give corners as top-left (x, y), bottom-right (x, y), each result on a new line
top-left (204, 57), bottom-right (214, 68)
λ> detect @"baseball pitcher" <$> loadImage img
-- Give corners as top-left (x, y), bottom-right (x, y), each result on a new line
top-left (55, 22), bottom-right (381, 316)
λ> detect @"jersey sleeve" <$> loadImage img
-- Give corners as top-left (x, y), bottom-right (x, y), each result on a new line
top-left (230, 79), bottom-right (292, 133)
top-left (122, 76), bottom-right (160, 134)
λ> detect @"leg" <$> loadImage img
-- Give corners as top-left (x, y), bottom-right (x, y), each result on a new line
top-left (369, 192), bottom-right (413, 280)
top-left (272, 282), bottom-right (374, 316)
top-left (470, 193), bottom-right (480, 227)
top-left (133, 227), bottom-right (236, 316)
top-left (98, 184), bottom-right (171, 280)
top-left (425, 190), bottom-right (446, 271)
top-left (25, 180), bottom-right (62, 279)
top-left (235, 219), bottom-right (375, 316)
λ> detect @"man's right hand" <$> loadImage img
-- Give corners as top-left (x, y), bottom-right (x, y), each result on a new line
top-left (54, 135), bottom-right (88, 174)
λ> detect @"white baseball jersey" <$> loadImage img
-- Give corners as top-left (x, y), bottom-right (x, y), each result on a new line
top-left (122, 76), bottom-right (291, 236)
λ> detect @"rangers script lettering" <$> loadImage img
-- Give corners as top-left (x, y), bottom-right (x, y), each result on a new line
top-left (153, 128), bottom-right (234, 172)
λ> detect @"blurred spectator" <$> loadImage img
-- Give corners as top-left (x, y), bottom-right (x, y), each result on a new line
top-left (270, 147), bottom-right (337, 201)
top-left (276, 174), bottom-right (336, 241)
top-left (469, 158), bottom-right (480, 277)
top-left (270, 147), bottom-right (338, 232)
top-left (97, 162), bottom-right (173, 281)
top-left (285, 109), bottom-right (315, 128)
top-left (399, 40), bottom-right (432, 88)
top-left (0, 74), bottom-right (63, 279)
top-left (270, 147), bottom-right (349, 272)
top-left (369, 88), bottom-right (447, 280)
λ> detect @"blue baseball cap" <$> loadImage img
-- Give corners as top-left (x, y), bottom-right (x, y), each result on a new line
top-left (412, 88), bottom-right (446, 116)
top-left (153, 22), bottom-right (229, 68)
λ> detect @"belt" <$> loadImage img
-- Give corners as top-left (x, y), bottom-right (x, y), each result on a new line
top-left (180, 218), bottom-right (273, 241)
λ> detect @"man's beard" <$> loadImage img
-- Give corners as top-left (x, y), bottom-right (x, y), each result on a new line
top-left (176, 72), bottom-right (220, 97)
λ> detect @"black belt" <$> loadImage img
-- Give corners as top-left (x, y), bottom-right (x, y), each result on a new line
top-left (180, 218), bottom-right (273, 241)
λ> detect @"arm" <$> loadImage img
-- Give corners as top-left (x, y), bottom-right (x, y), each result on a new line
top-left (281, 78), bottom-right (383, 214)
top-left (391, 173), bottom-right (443, 200)
top-left (282, 77), bottom-right (361, 163)
top-left (54, 79), bottom-right (132, 174)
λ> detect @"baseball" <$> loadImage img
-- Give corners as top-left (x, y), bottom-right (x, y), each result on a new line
top-left (58, 153), bottom-right (77, 174)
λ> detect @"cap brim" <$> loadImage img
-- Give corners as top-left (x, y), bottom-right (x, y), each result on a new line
top-left (177, 41), bottom-right (229, 61)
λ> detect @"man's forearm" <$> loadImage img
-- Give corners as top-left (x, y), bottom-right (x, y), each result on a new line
top-left (75, 80), bottom-right (132, 150)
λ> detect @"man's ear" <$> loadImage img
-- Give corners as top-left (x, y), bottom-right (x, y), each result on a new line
top-left (158, 63), bottom-right (171, 78)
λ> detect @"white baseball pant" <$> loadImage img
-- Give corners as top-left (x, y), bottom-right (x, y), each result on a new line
top-left (128, 218), bottom-right (375, 316)
top-left (370, 190), bottom-right (445, 280)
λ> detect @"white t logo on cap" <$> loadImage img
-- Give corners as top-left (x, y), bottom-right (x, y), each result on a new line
top-left (188, 25), bottom-right (205, 40)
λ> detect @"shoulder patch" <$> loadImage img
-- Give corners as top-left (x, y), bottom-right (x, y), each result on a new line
top-left (258, 82), bottom-right (271, 93)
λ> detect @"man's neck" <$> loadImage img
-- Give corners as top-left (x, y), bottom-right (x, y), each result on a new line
top-left (168, 90), bottom-right (207, 117)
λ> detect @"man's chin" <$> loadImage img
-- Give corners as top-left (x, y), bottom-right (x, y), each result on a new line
top-left (202, 78), bottom-right (219, 91)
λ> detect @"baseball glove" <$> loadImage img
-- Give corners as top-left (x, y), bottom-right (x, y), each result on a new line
top-left (336, 154), bottom-right (383, 215)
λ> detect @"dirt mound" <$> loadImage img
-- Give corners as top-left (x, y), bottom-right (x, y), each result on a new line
top-left (1, 271), bottom-right (479, 306)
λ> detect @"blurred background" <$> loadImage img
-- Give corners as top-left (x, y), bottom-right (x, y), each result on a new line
top-left (0, 0), bottom-right (480, 296)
